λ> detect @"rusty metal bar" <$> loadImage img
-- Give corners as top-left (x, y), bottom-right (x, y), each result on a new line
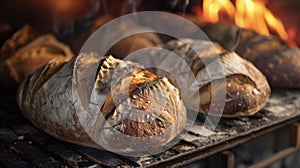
top-left (249, 123), bottom-right (300, 168)
top-left (220, 151), bottom-right (235, 168)
top-left (290, 123), bottom-right (300, 148)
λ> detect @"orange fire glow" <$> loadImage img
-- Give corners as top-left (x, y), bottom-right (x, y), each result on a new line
top-left (193, 0), bottom-right (290, 42)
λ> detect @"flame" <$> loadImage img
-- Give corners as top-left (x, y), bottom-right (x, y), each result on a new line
top-left (193, 0), bottom-right (292, 43)
top-left (202, 0), bottom-right (235, 23)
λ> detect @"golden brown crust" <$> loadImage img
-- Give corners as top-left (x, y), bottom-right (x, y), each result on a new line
top-left (161, 39), bottom-right (270, 117)
top-left (18, 53), bottom-right (187, 155)
top-left (0, 25), bottom-right (39, 61)
top-left (0, 25), bottom-right (73, 88)
top-left (252, 47), bottom-right (300, 88)
top-left (200, 23), bottom-right (300, 88)
top-left (236, 29), bottom-right (300, 88)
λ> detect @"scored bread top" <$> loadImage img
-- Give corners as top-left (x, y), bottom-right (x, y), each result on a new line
top-left (18, 52), bottom-right (187, 155)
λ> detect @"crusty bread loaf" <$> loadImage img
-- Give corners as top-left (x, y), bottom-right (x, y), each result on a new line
top-left (166, 39), bottom-right (270, 117)
top-left (130, 39), bottom-right (270, 117)
top-left (0, 25), bottom-right (73, 88)
top-left (202, 23), bottom-right (300, 88)
top-left (236, 29), bottom-right (300, 88)
top-left (17, 52), bottom-right (187, 155)
top-left (169, 14), bottom-right (300, 88)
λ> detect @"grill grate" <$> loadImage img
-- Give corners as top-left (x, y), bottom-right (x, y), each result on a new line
top-left (1, 89), bottom-right (300, 167)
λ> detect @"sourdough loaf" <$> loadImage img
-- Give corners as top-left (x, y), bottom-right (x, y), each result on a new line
top-left (17, 52), bottom-right (187, 155)
top-left (130, 39), bottom-right (270, 117)
top-left (0, 25), bottom-right (73, 88)
top-left (202, 23), bottom-right (300, 88)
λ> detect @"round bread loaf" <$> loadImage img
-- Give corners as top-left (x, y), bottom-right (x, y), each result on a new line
top-left (0, 25), bottom-right (73, 88)
top-left (17, 52), bottom-right (187, 156)
top-left (136, 39), bottom-right (271, 117)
